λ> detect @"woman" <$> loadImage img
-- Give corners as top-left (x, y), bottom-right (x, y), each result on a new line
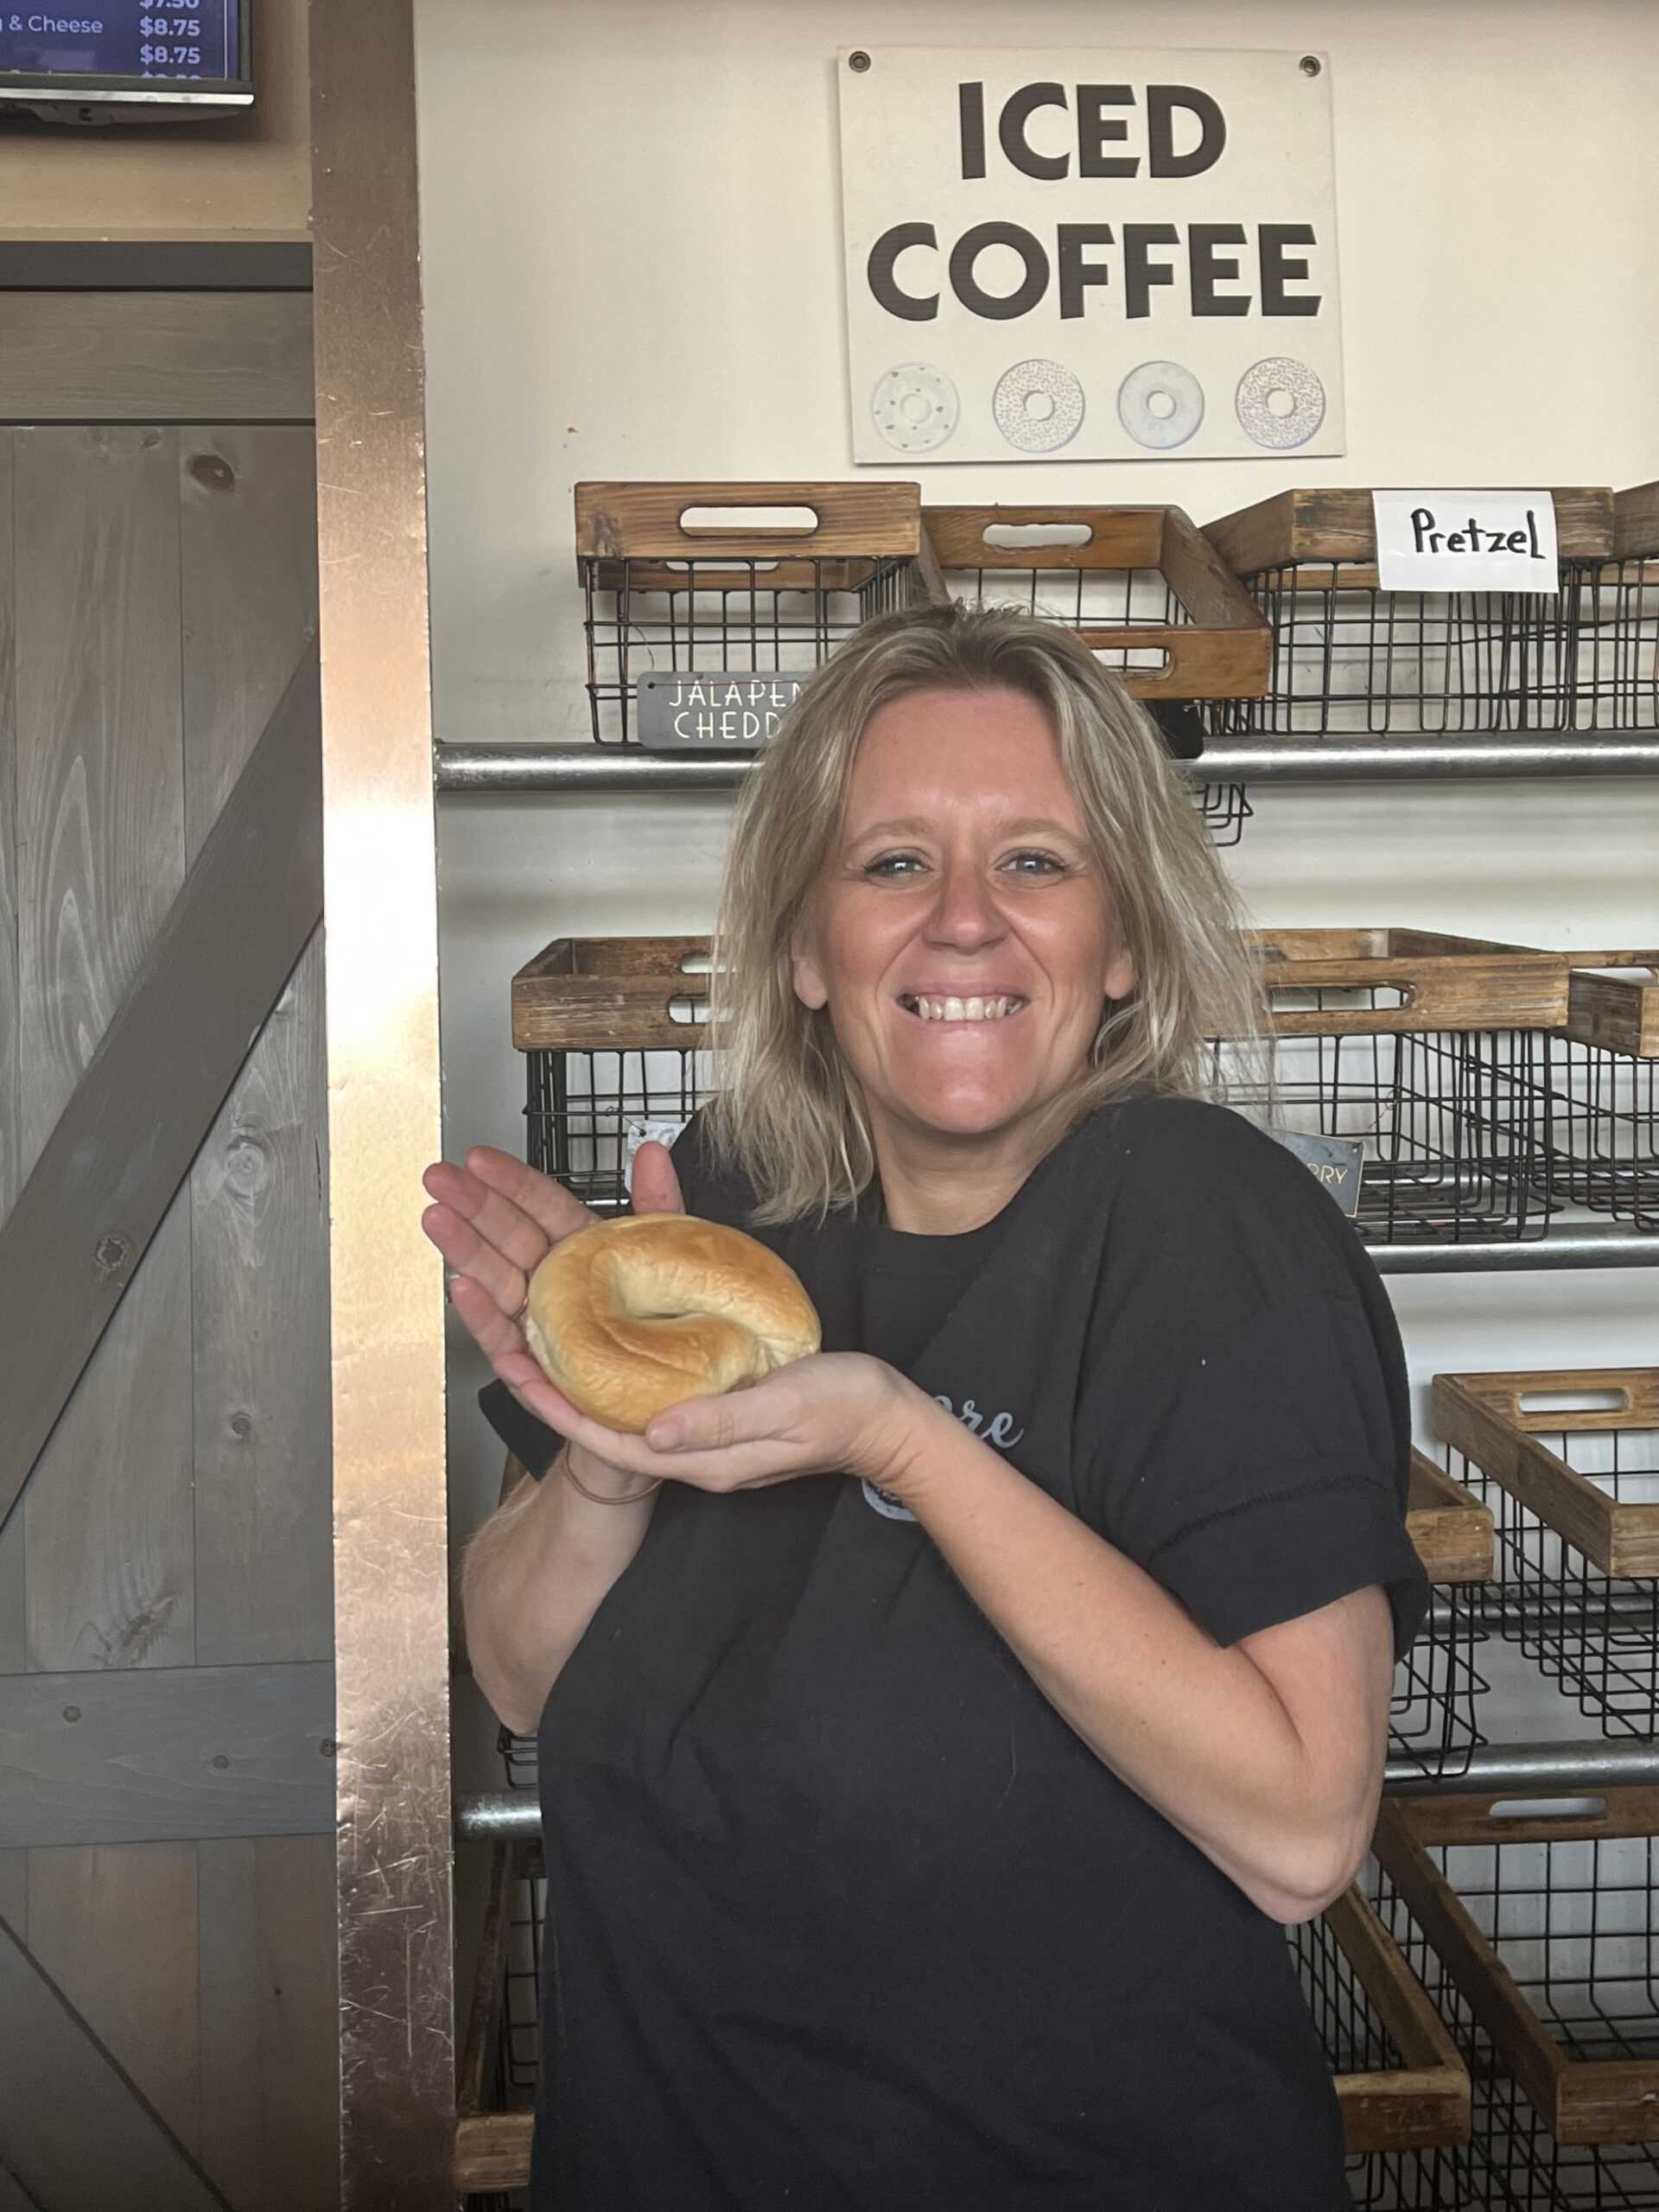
top-left (423, 602), bottom-right (1428, 2211)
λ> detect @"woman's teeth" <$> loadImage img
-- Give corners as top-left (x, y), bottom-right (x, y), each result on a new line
top-left (904, 995), bottom-right (1023, 1022)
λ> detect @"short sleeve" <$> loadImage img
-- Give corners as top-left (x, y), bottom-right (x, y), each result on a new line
top-left (476, 1115), bottom-right (709, 1479)
top-left (1091, 1291), bottom-right (1428, 1662)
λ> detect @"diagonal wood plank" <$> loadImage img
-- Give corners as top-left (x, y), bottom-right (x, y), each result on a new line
top-left (0, 1662), bottom-right (333, 1848)
top-left (28, 1843), bottom-right (201, 2159)
top-left (0, 1916), bottom-right (232, 2212)
top-left (0, 632), bottom-right (322, 1537)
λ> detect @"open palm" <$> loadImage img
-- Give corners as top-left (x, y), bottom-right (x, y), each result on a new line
top-left (420, 1140), bottom-right (683, 1422)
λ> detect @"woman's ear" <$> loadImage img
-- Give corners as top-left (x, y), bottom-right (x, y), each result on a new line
top-left (792, 931), bottom-right (830, 1011)
top-left (1103, 944), bottom-right (1135, 1002)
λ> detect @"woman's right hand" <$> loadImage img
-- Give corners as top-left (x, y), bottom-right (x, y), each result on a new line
top-left (421, 1141), bottom-right (684, 1491)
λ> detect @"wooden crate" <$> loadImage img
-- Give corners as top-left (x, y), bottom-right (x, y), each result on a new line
top-left (1564, 964), bottom-right (1659, 1059)
top-left (511, 931), bottom-right (1575, 1052)
top-left (454, 1839), bottom-right (537, 2198)
top-left (1408, 1450), bottom-right (1494, 1585)
top-left (1434, 1368), bottom-right (1659, 1738)
top-left (1203, 489), bottom-right (1615, 740)
top-left (575, 480), bottom-right (925, 745)
top-left (1226, 931), bottom-right (1563, 1243)
top-left (1532, 960), bottom-right (1659, 1231)
top-left (512, 934), bottom-right (714, 1054)
top-left (1434, 1369), bottom-right (1659, 1582)
top-left (1307, 1885), bottom-right (1471, 2156)
top-left (453, 1866), bottom-right (1467, 2194)
top-left (921, 502), bottom-right (1270, 701)
top-left (512, 931), bottom-right (1567, 1238)
top-left (1564, 481), bottom-right (1659, 732)
top-left (1205, 487), bottom-right (1614, 588)
top-left (1248, 928), bottom-right (1574, 1037)
top-left (1374, 1789), bottom-right (1659, 2145)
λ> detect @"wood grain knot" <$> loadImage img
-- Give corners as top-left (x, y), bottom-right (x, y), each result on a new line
top-left (189, 452), bottom-right (237, 493)
top-left (93, 1232), bottom-right (132, 1277)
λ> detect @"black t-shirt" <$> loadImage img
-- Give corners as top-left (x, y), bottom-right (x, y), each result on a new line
top-left (480, 1097), bottom-right (1427, 2212)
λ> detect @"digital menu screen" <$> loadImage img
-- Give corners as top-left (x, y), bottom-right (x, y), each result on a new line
top-left (0, 2), bottom-right (245, 88)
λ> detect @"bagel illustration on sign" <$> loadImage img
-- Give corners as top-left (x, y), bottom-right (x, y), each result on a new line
top-left (871, 362), bottom-right (961, 454)
top-left (1235, 357), bottom-right (1326, 450)
top-left (992, 359), bottom-right (1085, 453)
top-left (1116, 360), bottom-right (1205, 451)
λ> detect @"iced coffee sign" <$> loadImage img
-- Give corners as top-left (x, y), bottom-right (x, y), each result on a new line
top-left (838, 47), bottom-right (1345, 465)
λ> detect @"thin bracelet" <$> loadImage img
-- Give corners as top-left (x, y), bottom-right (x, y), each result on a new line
top-left (558, 1444), bottom-right (662, 1507)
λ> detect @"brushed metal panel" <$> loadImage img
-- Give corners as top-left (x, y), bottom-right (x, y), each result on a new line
top-left (310, 0), bottom-right (454, 2201)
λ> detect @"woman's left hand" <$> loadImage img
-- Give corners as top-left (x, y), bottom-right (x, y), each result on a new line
top-left (489, 1344), bottom-right (930, 1497)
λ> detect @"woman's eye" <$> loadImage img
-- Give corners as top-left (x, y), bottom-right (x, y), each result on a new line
top-left (1001, 849), bottom-right (1065, 876)
top-left (864, 851), bottom-right (925, 879)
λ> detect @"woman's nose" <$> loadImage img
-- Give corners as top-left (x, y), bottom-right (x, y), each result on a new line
top-left (925, 861), bottom-right (1007, 949)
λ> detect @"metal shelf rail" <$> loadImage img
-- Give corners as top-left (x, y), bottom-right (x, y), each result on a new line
top-left (435, 734), bottom-right (1659, 795)
top-left (454, 1739), bottom-right (1659, 1845)
top-left (1370, 1230), bottom-right (1659, 1272)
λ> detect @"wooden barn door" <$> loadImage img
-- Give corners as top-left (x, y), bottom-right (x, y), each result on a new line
top-left (0, 290), bottom-right (337, 2212)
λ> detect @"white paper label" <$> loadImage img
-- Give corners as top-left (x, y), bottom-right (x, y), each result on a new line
top-left (1372, 490), bottom-right (1560, 594)
top-left (624, 1117), bottom-right (689, 1185)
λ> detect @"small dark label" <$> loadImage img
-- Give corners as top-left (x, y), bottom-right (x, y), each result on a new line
top-left (1274, 1129), bottom-right (1365, 1217)
top-left (637, 671), bottom-right (810, 750)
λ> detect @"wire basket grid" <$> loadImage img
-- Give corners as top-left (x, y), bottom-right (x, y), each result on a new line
top-left (1561, 484), bottom-right (1659, 731)
top-left (576, 480), bottom-right (925, 747)
top-left (1530, 968), bottom-right (1659, 1234)
top-left (1204, 488), bottom-right (1617, 741)
top-left (1367, 1796), bottom-right (1659, 2207)
top-left (1435, 1370), bottom-right (1659, 1741)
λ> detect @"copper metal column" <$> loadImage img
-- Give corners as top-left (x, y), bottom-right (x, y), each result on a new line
top-left (310, 1), bottom-right (454, 2202)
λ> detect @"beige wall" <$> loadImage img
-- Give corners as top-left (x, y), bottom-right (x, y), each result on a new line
top-left (0, 0), bottom-right (307, 241)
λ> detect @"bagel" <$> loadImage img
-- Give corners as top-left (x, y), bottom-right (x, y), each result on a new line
top-left (523, 1213), bottom-right (822, 1433)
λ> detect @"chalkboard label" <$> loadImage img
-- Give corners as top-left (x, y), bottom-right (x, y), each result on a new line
top-left (638, 671), bottom-right (810, 749)
top-left (1274, 1129), bottom-right (1365, 1217)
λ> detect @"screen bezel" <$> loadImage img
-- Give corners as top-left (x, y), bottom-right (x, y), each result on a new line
top-left (0, 0), bottom-right (255, 107)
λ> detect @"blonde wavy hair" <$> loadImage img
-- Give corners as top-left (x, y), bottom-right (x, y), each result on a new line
top-left (702, 600), bottom-right (1262, 1222)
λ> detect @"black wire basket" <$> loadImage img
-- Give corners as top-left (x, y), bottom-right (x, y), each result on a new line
top-left (1436, 1369), bottom-right (1659, 1741)
top-left (515, 931), bottom-right (1580, 1245)
top-left (924, 503), bottom-right (1268, 847)
top-left (1394, 1454), bottom-right (1496, 1786)
top-left (455, 1838), bottom-right (543, 2204)
top-left (575, 481), bottom-right (924, 747)
top-left (1370, 1789), bottom-right (1659, 2207)
top-left (1291, 1889), bottom-right (1471, 2208)
top-left (1204, 488), bottom-right (1615, 739)
top-left (1561, 483), bottom-right (1659, 731)
top-left (1219, 931), bottom-right (1575, 1245)
top-left (1533, 968), bottom-right (1659, 1234)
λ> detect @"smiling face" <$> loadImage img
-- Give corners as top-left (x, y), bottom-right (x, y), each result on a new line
top-left (791, 683), bottom-right (1135, 1178)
